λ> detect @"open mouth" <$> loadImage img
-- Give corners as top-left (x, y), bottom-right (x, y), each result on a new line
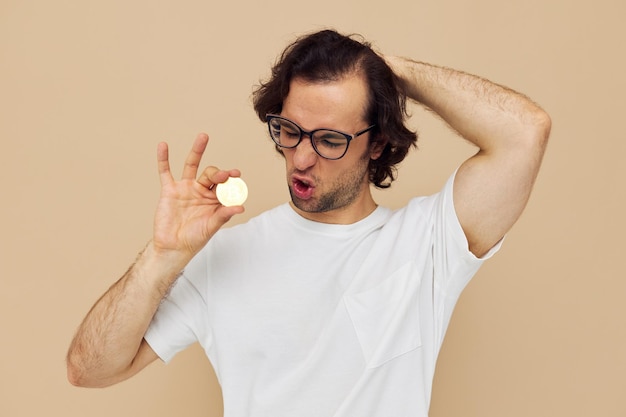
top-left (292, 177), bottom-right (315, 200)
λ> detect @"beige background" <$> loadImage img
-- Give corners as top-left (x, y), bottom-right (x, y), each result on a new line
top-left (1, 0), bottom-right (624, 416)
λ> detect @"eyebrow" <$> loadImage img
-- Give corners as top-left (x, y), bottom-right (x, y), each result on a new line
top-left (277, 114), bottom-right (364, 134)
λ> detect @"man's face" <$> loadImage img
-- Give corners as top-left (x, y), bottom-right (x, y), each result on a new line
top-left (279, 74), bottom-right (381, 223)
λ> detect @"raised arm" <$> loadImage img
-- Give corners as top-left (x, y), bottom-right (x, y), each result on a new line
top-left (386, 56), bottom-right (551, 257)
top-left (66, 133), bottom-right (244, 388)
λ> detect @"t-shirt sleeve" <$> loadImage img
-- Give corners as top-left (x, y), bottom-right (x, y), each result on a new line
top-left (144, 247), bottom-right (211, 364)
top-left (439, 168), bottom-right (502, 267)
top-left (429, 169), bottom-right (503, 343)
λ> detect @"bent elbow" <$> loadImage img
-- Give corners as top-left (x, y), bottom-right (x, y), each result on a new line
top-left (66, 349), bottom-right (137, 388)
top-left (528, 107), bottom-right (552, 148)
top-left (66, 359), bottom-right (88, 387)
top-left (66, 352), bottom-right (108, 388)
top-left (66, 363), bottom-right (114, 388)
top-left (535, 109), bottom-right (552, 142)
top-left (517, 107), bottom-right (551, 158)
top-left (66, 351), bottom-right (97, 388)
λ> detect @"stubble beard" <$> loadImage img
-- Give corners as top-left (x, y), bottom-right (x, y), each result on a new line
top-left (289, 151), bottom-right (371, 214)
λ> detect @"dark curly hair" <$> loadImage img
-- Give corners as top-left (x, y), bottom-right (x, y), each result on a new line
top-left (252, 29), bottom-right (417, 188)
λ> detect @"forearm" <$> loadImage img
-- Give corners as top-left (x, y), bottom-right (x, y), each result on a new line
top-left (66, 242), bottom-right (186, 387)
top-left (386, 56), bottom-right (551, 151)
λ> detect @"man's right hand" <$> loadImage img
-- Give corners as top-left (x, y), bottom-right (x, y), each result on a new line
top-left (152, 133), bottom-right (245, 267)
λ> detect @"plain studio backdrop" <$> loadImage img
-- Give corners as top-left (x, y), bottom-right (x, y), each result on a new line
top-left (1, 1), bottom-right (624, 416)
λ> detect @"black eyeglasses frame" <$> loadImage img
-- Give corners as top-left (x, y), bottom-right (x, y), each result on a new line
top-left (266, 114), bottom-right (376, 160)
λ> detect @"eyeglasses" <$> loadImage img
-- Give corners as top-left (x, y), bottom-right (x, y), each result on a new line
top-left (266, 114), bottom-right (376, 160)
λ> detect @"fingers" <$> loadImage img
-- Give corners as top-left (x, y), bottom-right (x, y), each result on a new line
top-left (214, 204), bottom-right (246, 223)
top-left (197, 167), bottom-right (241, 190)
top-left (158, 133), bottom-right (241, 194)
top-left (157, 133), bottom-right (210, 185)
top-left (157, 142), bottom-right (174, 186)
top-left (181, 133), bottom-right (209, 180)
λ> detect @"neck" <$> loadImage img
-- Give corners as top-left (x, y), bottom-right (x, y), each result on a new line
top-left (290, 189), bottom-right (378, 225)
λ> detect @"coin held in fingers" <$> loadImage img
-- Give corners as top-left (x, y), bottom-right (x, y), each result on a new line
top-left (216, 177), bottom-right (248, 206)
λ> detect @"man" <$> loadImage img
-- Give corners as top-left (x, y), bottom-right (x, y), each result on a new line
top-left (67, 29), bottom-right (550, 416)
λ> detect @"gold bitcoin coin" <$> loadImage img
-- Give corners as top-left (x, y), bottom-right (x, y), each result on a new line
top-left (216, 177), bottom-right (248, 206)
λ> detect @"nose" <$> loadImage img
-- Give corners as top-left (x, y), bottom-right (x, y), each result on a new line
top-left (291, 135), bottom-right (318, 170)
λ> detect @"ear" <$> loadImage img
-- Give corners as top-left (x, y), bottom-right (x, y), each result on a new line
top-left (369, 135), bottom-right (388, 160)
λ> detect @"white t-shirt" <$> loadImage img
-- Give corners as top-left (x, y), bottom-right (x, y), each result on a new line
top-left (145, 172), bottom-right (500, 417)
